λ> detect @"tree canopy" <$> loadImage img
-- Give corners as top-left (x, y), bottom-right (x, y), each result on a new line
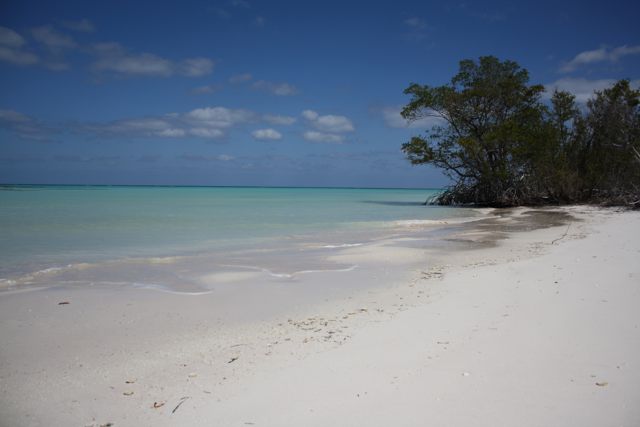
top-left (402, 56), bottom-right (640, 207)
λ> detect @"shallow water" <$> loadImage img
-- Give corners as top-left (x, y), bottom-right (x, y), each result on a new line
top-left (0, 185), bottom-right (483, 291)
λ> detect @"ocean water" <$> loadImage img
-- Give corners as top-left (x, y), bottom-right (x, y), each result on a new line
top-left (0, 185), bottom-right (476, 291)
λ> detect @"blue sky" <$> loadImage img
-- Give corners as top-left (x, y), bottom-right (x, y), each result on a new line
top-left (1, 0), bottom-right (638, 187)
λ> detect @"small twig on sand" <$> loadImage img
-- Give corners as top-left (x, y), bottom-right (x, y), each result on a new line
top-left (552, 223), bottom-right (571, 245)
top-left (172, 396), bottom-right (190, 414)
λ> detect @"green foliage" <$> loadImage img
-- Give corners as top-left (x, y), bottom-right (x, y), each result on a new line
top-left (575, 80), bottom-right (640, 202)
top-left (401, 56), bottom-right (640, 207)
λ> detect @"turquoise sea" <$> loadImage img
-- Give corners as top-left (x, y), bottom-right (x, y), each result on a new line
top-left (0, 185), bottom-right (475, 291)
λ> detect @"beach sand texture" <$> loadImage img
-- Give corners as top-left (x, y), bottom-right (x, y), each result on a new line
top-left (1, 206), bottom-right (639, 426)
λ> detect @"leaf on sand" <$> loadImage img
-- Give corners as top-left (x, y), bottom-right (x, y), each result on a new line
top-left (125, 379), bottom-right (136, 384)
top-left (123, 391), bottom-right (134, 396)
top-left (595, 381), bottom-right (608, 387)
top-left (58, 301), bottom-right (70, 305)
top-left (153, 401), bottom-right (165, 409)
top-left (172, 396), bottom-right (190, 414)
top-left (228, 356), bottom-right (239, 364)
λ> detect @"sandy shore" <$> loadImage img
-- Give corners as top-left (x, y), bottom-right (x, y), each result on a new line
top-left (1, 206), bottom-right (639, 426)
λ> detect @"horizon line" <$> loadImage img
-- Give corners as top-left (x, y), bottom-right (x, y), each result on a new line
top-left (0, 183), bottom-right (443, 191)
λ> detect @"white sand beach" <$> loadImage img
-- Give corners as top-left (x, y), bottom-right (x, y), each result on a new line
top-left (1, 207), bottom-right (639, 427)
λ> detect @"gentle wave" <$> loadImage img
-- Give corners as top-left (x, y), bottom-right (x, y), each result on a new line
top-left (130, 282), bottom-right (214, 296)
top-left (0, 265), bottom-right (74, 288)
top-left (320, 243), bottom-right (363, 249)
top-left (218, 263), bottom-right (358, 279)
top-left (394, 217), bottom-right (480, 227)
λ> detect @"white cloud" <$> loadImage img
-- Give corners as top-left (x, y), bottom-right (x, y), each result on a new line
top-left (29, 26), bottom-right (75, 70)
top-left (301, 110), bottom-right (318, 121)
top-left (544, 77), bottom-right (640, 103)
top-left (402, 17), bottom-right (428, 41)
top-left (382, 106), bottom-right (444, 129)
top-left (252, 128), bottom-right (282, 140)
top-left (314, 115), bottom-right (354, 132)
top-left (0, 26), bottom-right (26, 48)
top-left (0, 110), bottom-right (30, 122)
top-left (303, 131), bottom-right (344, 143)
top-left (561, 45), bottom-right (640, 72)
top-left (157, 128), bottom-right (187, 137)
top-left (185, 107), bottom-right (254, 128)
top-left (0, 26), bottom-right (38, 66)
top-left (188, 128), bottom-right (224, 138)
top-left (85, 106), bottom-right (253, 139)
top-left (229, 73), bottom-right (252, 83)
top-left (91, 42), bottom-right (123, 55)
top-left (91, 42), bottom-right (214, 78)
top-left (255, 16), bottom-right (266, 27)
top-left (4, 105), bottom-right (297, 142)
top-left (31, 25), bottom-right (77, 51)
top-left (0, 109), bottom-right (53, 140)
top-left (302, 109), bottom-right (354, 132)
top-left (180, 154), bottom-right (235, 162)
top-left (0, 46), bottom-right (38, 65)
top-left (253, 80), bottom-right (298, 96)
top-left (1, 24), bottom-right (213, 76)
top-left (180, 57), bottom-right (214, 77)
top-left (105, 118), bottom-right (172, 133)
top-left (263, 114), bottom-right (296, 125)
top-left (301, 110), bottom-right (354, 143)
top-left (404, 17), bottom-right (426, 29)
top-left (610, 45), bottom-right (640, 60)
top-left (93, 50), bottom-right (173, 77)
top-left (62, 19), bottom-right (95, 33)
